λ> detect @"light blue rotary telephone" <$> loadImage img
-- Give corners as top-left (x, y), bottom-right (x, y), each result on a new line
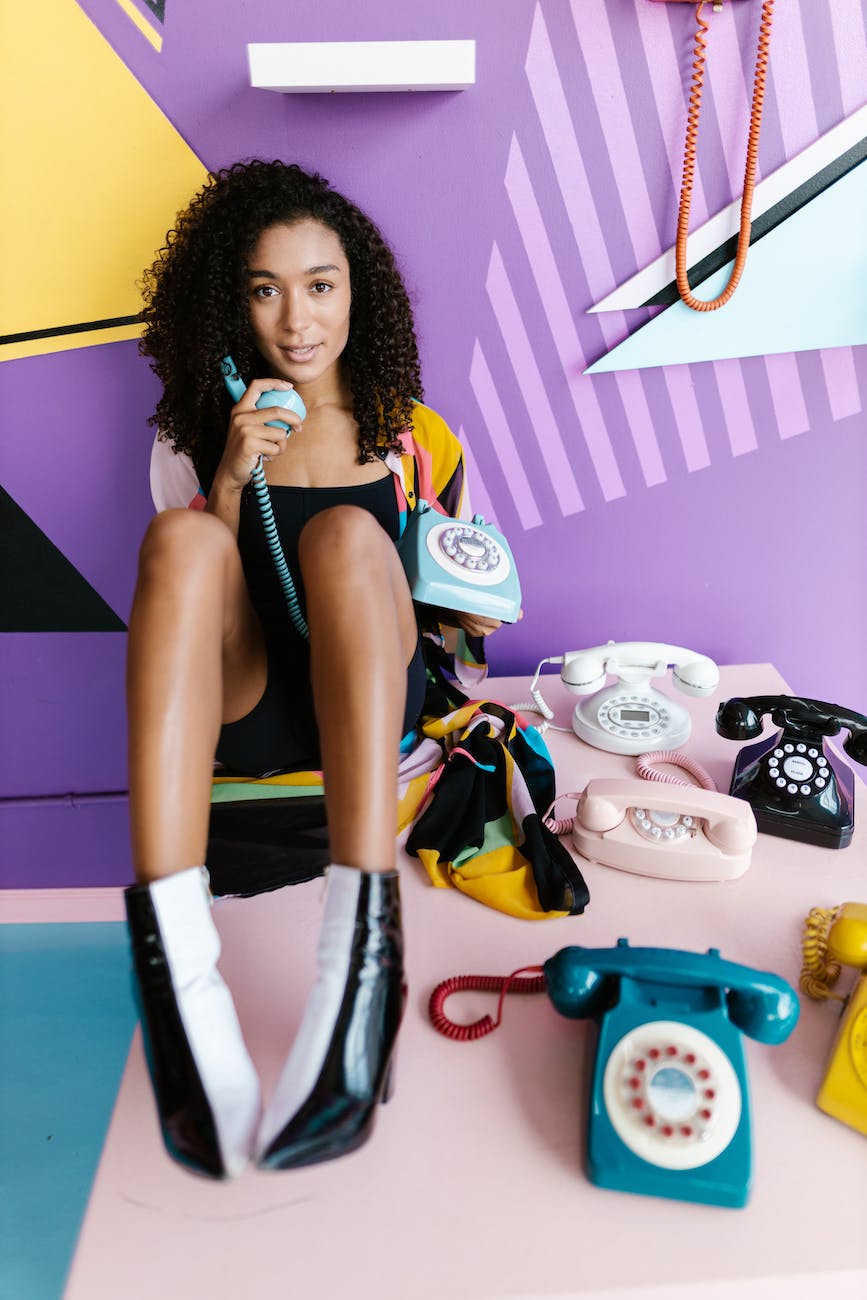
top-left (398, 499), bottom-right (522, 623)
top-left (545, 940), bottom-right (798, 1208)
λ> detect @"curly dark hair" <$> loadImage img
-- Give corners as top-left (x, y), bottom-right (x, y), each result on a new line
top-left (139, 160), bottom-right (423, 488)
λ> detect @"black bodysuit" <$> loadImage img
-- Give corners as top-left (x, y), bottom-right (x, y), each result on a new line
top-left (215, 475), bottom-right (427, 776)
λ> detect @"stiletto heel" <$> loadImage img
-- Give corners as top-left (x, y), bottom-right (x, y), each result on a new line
top-left (125, 866), bottom-right (261, 1178)
top-left (380, 1052), bottom-right (397, 1105)
top-left (256, 866), bottom-right (404, 1170)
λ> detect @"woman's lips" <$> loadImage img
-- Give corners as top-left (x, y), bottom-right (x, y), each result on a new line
top-left (281, 344), bottom-right (320, 362)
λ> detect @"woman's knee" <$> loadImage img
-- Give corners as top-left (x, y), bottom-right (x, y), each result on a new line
top-left (137, 509), bottom-right (233, 579)
top-left (298, 507), bottom-right (415, 650)
top-left (298, 505), bottom-right (387, 570)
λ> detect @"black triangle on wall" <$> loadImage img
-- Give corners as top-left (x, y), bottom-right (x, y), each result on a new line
top-left (144, 0), bottom-right (165, 22)
top-left (0, 485), bottom-right (126, 632)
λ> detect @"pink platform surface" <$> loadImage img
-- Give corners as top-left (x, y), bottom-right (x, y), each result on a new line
top-left (65, 666), bottom-right (867, 1300)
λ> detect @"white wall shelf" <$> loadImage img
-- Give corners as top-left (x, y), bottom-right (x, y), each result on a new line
top-left (247, 40), bottom-right (475, 94)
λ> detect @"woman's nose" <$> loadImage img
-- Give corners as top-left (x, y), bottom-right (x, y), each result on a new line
top-left (282, 288), bottom-right (313, 334)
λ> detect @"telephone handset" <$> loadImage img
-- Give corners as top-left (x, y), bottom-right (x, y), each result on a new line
top-left (560, 641), bottom-right (719, 754)
top-left (800, 902), bottom-right (867, 1137)
top-left (397, 500), bottom-right (522, 623)
top-left (545, 939), bottom-right (798, 1207)
top-left (649, 0), bottom-right (775, 312)
top-left (716, 695), bottom-right (867, 849)
top-left (220, 356), bottom-right (307, 427)
top-left (571, 778), bottom-right (756, 881)
top-left (221, 356), bottom-right (309, 638)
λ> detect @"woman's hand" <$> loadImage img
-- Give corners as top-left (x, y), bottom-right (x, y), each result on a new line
top-left (440, 609), bottom-right (523, 637)
top-left (213, 378), bottom-right (303, 494)
top-left (450, 612), bottom-right (502, 638)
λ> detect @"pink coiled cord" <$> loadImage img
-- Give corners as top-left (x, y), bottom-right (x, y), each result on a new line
top-left (634, 750), bottom-right (717, 791)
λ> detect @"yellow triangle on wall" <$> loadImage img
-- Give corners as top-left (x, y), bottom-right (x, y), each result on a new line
top-left (0, 0), bottom-right (208, 362)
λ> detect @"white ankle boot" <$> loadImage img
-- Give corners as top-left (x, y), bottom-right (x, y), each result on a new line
top-left (256, 865), bottom-right (405, 1170)
top-left (125, 866), bottom-right (261, 1178)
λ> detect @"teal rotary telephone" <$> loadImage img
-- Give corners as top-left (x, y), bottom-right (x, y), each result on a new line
top-left (430, 939), bottom-right (798, 1208)
top-left (545, 940), bottom-right (798, 1208)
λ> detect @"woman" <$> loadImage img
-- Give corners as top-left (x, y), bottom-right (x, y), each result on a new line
top-left (126, 160), bottom-right (499, 1179)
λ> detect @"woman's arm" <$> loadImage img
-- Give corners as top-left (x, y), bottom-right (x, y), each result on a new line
top-left (203, 477), bottom-right (245, 535)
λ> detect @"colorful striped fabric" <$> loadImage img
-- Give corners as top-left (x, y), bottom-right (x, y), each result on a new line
top-left (404, 700), bottom-right (590, 920)
top-left (211, 697), bottom-right (590, 921)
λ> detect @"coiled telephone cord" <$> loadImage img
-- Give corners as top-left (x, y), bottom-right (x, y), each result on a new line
top-left (543, 802), bottom-right (581, 837)
top-left (429, 966), bottom-right (547, 1041)
top-left (675, 0), bottom-right (774, 311)
top-left (635, 750), bottom-right (717, 791)
top-left (799, 906), bottom-right (845, 1003)
top-left (510, 657), bottom-right (573, 737)
top-left (249, 461), bottom-right (309, 640)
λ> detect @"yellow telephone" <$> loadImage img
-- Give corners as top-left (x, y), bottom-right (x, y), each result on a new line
top-left (800, 903), bottom-right (867, 1137)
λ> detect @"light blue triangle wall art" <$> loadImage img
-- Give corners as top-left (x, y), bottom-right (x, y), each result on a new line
top-left (585, 157), bottom-right (867, 374)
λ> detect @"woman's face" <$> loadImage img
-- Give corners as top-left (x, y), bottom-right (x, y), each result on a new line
top-left (246, 219), bottom-right (352, 388)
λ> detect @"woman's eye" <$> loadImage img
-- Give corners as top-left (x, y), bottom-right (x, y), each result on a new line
top-left (253, 285), bottom-right (278, 299)
top-left (311, 282), bottom-right (332, 295)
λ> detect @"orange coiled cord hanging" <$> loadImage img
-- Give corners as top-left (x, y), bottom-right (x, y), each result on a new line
top-left (429, 966), bottom-right (548, 1041)
top-left (675, 0), bottom-right (774, 311)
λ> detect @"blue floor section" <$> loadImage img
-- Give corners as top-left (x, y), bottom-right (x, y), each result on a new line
top-left (0, 922), bottom-right (138, 1300)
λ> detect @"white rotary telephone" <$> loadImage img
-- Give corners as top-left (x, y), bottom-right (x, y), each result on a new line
top-left (560, 641), bottom-right (720, 755)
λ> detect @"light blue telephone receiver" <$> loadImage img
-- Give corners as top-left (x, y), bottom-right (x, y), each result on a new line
top-left (221, 356), bottom-right (309, 638)
top-left (220, 356), bottom-right (307, 427)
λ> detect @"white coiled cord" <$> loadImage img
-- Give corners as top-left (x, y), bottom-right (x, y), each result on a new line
top-left (510, 657), bottom-right (571, 734)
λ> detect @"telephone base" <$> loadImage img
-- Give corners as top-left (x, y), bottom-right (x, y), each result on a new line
top-left (571, 686), bottom-right (692, 756)
top-left (398, 500), bottom-right (522, 624)
top-left (587, 1008), bottom-right (752, 1208)
top-left (587, 1156), bottom-right (749, 1210)
top-left (728, 733), bottom-right (855, 851)
top-left (815, 975), bottom-right (867, 1136)
top-left (571, 815), bottom-right (751, 882)
top-left (751, 810), bottom-right (853, 851)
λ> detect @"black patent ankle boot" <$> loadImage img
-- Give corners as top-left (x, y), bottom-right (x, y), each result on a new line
top-left (256, 866), bottom-right (405, 1170)
top-left (125, 866), bottom-right (261, 1178)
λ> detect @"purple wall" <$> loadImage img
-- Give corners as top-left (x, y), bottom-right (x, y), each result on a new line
top-left (2, 0), bottom-right (866, 885)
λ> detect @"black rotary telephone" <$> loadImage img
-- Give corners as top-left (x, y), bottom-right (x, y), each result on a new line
top-left (716, 696), bottom-right (867, 850)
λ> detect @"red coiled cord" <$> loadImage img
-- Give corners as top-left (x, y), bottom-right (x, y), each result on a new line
top-left (675, 0), bottom-right (774, 311)
top-left (428, 966), bottom-right (547, 1041)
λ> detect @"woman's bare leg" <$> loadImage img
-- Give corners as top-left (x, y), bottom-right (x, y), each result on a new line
top-left (298, 505), bottom-right (419, 872)
top-left (124, 509), bottom-right (266, 1178)
top-left (126, 509), bottom-right (268, 882)
top-left (258, 508), bottom-right (411, 1170)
